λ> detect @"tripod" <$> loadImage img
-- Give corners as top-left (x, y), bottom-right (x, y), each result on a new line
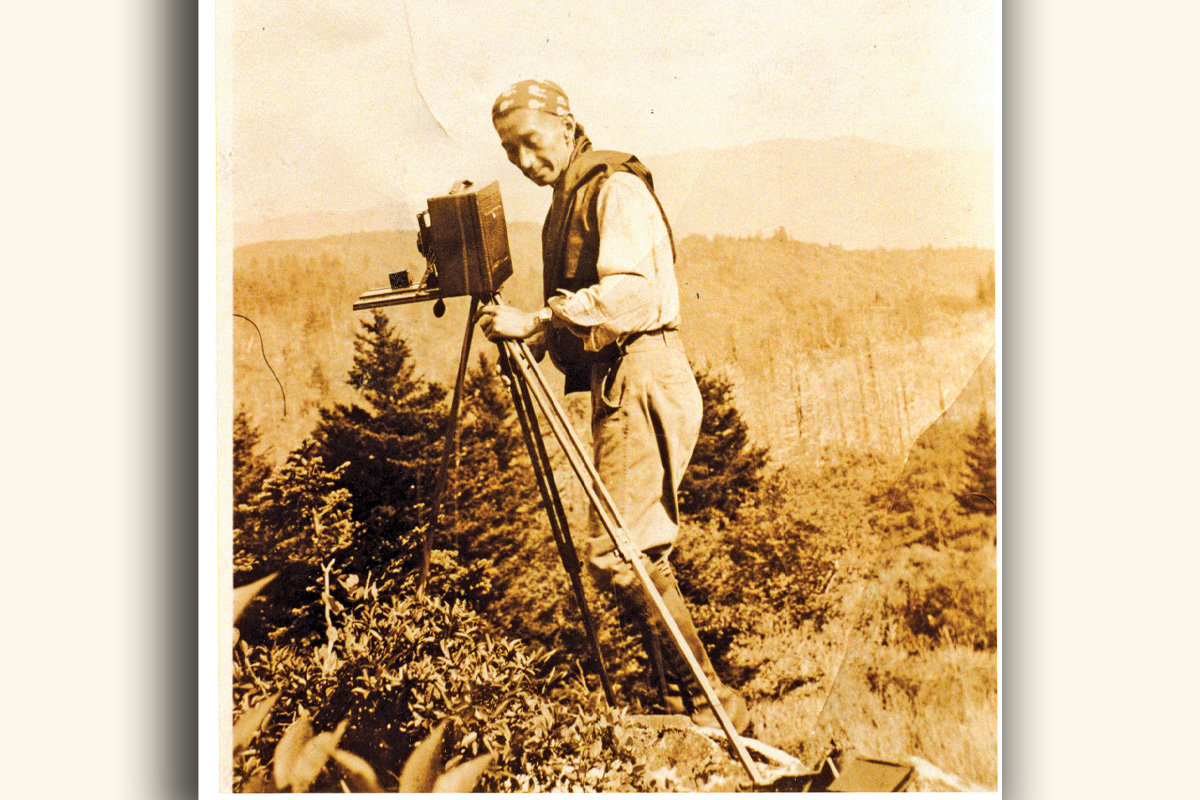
top-left (354, 287), bottom-right (765, 785)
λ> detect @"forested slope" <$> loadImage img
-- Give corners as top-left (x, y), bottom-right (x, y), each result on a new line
top-left (233, 224), bottom-right (993, 465)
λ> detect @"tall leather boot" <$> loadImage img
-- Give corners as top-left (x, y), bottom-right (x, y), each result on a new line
top-left (642, 567), bottom-right (752, 734)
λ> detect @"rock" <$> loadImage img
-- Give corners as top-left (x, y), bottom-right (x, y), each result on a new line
top-left (903, 755), bottom-right (992, 792)
top-left (625, 714), bottom-right (752, 792)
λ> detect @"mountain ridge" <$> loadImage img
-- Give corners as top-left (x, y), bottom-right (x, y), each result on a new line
top-left (234, 136), bottom-right (993, 249)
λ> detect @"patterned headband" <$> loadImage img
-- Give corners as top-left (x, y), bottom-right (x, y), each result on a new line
top-left (492, 79), bottom-right (571, 120)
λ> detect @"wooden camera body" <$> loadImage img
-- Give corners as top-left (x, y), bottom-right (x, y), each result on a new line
top-left (424, 181), bottom-right (513, 297)
top-left (353, 180), bottom-right (513, 311)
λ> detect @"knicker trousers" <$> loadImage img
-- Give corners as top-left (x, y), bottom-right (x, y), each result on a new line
top-left (583, 330), bottom-right (702, 590)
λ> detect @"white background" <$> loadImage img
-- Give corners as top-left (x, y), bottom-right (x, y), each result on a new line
top-left (2, 2), bottom-right (1198, 798)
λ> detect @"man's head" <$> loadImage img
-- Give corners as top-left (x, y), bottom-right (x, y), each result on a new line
top-left (492, 79), bottom-right (577, 186)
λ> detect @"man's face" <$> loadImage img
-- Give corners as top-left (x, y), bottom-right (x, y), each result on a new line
top-left (493, 108), bottom-right (574, 186)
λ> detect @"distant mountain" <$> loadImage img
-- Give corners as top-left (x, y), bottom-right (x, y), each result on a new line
top-left (641, 136), bottom-right (993, 249)
top-left (234, 136), bottom-right (992, 250)
top-left (234, 207), bottom-right (409, 249)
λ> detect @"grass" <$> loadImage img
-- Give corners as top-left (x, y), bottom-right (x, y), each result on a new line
top-left (731, 612), bottom-right (859, 762)
top-left (817, 636), bottom-right (998, 789)
top-left (713, 436), bottom-right (998, 789)
top-left (725, 598), bottom-right (997, 789)
top-left (723, 552), bottom-right (998, 789)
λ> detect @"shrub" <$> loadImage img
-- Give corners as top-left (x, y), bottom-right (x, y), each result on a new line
top-left (874, 543), bottom-right (997, 650)
top-left (678, 368), bottom-right (769, 523)
top-left (233, 572), bottom-right (653, 792)
top-left (674, 469), bottom-right (846, 666)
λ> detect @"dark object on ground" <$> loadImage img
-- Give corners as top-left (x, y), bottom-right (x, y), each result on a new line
top-left (826, 755), bottom-right (914, 792)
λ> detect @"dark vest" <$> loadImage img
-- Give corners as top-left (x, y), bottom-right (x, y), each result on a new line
top-left (542, 149), bottom-right (675, 393)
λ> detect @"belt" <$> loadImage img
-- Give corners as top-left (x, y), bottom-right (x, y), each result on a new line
top-left (590, 328), bottom-right (682, 363)
top-left (615, 327), bottom-right (682, 355)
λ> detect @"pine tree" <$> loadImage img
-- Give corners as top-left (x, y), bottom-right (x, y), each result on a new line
top-left (234, 439), bottom-right (359, 572)
top-left (233, 407), bottom-right (272, 533)
top-left (446, 354), bottom-right (603, 658)
top-left (678, 369), bottom-right (769, 521)
top-left (445, 355), bottom-right (545, 577)
top-left (346, 310), bottom-right (426, 412)
top-left (312, 311), bottom-right (448, 535)
top-left (961, 406), bottom-right (997, 515)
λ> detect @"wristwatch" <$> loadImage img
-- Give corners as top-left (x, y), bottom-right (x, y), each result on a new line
top-left (535, 305), bottom-right (554, 330)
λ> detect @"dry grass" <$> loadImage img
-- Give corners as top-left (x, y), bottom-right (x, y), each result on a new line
top-left (723, 592), bottom-right (862, 761)
top-left (816, 637), bottom-right (997, 789)
top-left (728, 560), bottom-right (997, 789)
top-left (735, 621), bottom-right (997, 788)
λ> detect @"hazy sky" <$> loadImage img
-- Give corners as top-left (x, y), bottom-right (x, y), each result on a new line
top-left (226, 0), bottom-right (995, 226)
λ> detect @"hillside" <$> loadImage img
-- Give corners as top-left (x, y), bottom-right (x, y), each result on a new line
top-left (230, 146), bottom-right (998, 792)
top-left (232, 224), bottom-right (994, 466)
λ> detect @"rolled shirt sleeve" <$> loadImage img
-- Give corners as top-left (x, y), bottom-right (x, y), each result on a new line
top-left (547, 171), bottom-right (680, 351)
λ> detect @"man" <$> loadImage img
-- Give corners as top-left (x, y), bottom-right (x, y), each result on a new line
top-left (477, 79), bottom-right (749, 733)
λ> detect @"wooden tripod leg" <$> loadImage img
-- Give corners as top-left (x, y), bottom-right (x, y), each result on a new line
top-left (497, 344), bottom-right (617, 707)
top-left (502, 339), bottom-right (766, 786)
top-left (645, 625), bottom-right (672, 709)
top-left (418, 296), bottom-right (479, 594)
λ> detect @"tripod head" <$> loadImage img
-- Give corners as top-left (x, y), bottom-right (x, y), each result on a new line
top-left (353, 180), bottom-right (513, 316)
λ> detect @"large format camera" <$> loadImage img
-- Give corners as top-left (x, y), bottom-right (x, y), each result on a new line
top-left (353, 180), bottom-right (513, 313)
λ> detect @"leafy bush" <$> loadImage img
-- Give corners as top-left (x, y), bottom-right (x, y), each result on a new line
top-left (674, 470), bottom-right (847, 667)
top-left (233, 573), bottom-right (652, 792)
top-left (874, 543), bottom-right (996, 650)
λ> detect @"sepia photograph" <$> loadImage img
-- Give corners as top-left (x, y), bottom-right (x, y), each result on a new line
top-left (219, 1), bottom-right (997, 791)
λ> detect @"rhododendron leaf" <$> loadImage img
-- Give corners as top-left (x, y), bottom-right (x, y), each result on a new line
top-left (232, 693), bottom-right (278, 754)
top-left (432, 753), bottom-right (493, 793)
top-left (398, 720), bottom-right (448, 793)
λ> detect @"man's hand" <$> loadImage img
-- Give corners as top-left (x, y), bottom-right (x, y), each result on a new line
top-left (477, 303), bottom-right (539, 341)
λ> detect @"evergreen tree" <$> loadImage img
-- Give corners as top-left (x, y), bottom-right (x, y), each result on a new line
top-left (312, 311), bottom-right (447, 535)
top-left (678, 369), bottom-right (769, 521)
top-left (233, 439), bottom-right (368, 645)
top-left (960, 406), bottom-right (997, 515)
top-left (441, 355), bottom-right (551, 601)
top-left (445, 354), bottom-right (535, 557)
top-left (233, 407), bottom-right (272, 533)
top-left (447, 354), bottom-right (611, 662)
top-left (234, 439), bottom-right (360, 573)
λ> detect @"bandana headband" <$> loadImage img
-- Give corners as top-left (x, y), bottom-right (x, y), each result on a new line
top-left (492, 79), bottom-right (571, 120)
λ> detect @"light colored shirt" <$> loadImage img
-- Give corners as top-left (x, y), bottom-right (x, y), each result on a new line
top-left (546, 172), bottom-right (679, 351)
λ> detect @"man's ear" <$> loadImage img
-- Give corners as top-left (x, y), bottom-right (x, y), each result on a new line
top-left (562, 113), bottom-right (576, 141)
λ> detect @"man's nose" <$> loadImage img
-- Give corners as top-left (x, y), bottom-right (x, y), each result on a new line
top-left (517, 147), bottom-right (534, 170)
